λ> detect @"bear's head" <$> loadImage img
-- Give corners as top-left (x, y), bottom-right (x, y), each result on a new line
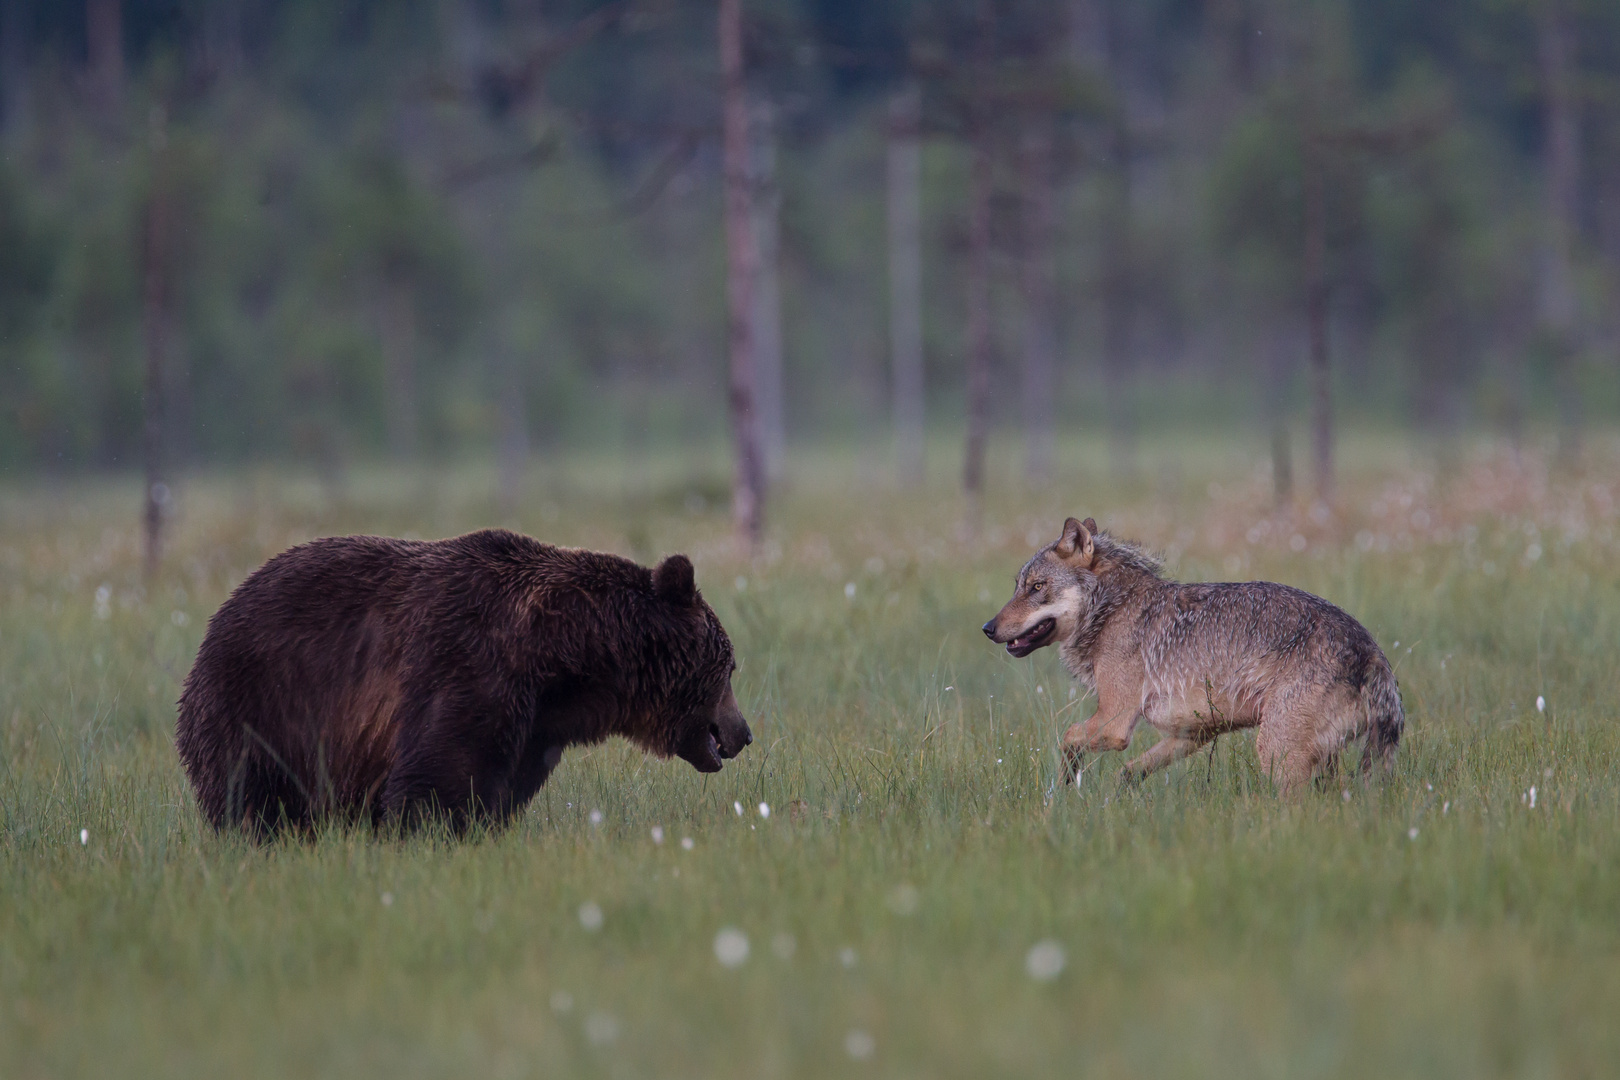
top-left (649, 554), bottom-right (753, 773)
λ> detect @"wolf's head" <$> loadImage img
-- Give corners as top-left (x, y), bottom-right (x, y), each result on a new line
top-left (981, 517), bottom-right (1102, 657)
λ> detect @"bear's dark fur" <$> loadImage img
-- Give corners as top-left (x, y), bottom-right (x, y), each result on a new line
top-left (175, 529), bottom-right (751, 834)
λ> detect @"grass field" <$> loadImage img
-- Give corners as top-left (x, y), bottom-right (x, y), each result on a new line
top-left (4, 432), bottom-right (1619, 1079)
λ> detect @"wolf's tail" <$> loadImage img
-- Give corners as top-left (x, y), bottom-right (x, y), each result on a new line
top-left (1359, 656), bottom-right (1405, 775)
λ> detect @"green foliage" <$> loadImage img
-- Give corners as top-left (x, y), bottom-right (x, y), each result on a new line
top-left (1, 0), bottom-right (1619, 468)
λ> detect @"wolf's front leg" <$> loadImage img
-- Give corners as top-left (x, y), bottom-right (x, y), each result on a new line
top-left (1119, 734), bottom-right (1210, 785)
top-left (1062, 700), bottom-right (1141, 782)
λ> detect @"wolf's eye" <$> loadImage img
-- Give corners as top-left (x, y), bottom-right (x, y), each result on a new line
top-left (1029, 581), bottom-right (1045, 595)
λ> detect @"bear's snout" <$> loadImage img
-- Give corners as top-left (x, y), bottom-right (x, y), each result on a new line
top-left (713, 683), bottom-right (752, 760)
top-left (675, 683), bottom-right (752, 774)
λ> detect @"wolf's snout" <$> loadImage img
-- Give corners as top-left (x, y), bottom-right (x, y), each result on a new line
top-left (981, 619), bottom-right (998, 640)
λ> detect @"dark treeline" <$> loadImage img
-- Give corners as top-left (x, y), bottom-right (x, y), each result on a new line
top-left (2, 0), bottom-right (1619, 498)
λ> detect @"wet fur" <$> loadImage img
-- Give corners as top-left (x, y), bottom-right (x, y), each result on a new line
top-left (985, 518), bottom-right (1404, 795)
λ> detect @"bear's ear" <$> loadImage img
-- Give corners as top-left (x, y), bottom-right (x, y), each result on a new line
top-left (653, 554), bottom-right (698, 607)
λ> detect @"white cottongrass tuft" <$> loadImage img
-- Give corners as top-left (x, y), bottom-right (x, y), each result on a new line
top-left (735, 576), bottom-right (748, 592)
top-left (549, 991), bottom-right (574, 1014)
top-left (733, 801), bottom-right (744, 817)
top-left (94, 586), bottom-right (111, 620)
top-left (1443, 801), bottom-right (1450, 815)
top-left (1536, 695), bottom-right (1546, 713)
top-left (844, 1029), bottom-right (876, 1060)
top-left (1025, 939), bottom-right (1067, 982)
top-left (757, 802), bottom-right (770, 819)
top-left (713, 927), bottom-right (750, 968)
top-left (1408, 827), bottom-right (1419, 841)
top-left (886, 884), bottom-right (920, 916)
top-left (844, 582), bottom-right (857, 600)
top-left (380, 892), bottom-right (394, 906)
top-left (79, 828), bottom-right (88, 845)
top-left (650, 825), bottom-right (664, 844)
top-left (589, 809), bottom-right (603, 825)
top-left (681, 836), bottom-right (694, 850)
top-left (771, 932), bottom-right (797, 960)
top-left (839, 947), bottom-right (858, 969)
top-left (584, 1012), bottom-right (620, 1045)
top-left (578, 902), bottom-right (604, 931)
top-left (1528, 786), bottom-right (1537, 809)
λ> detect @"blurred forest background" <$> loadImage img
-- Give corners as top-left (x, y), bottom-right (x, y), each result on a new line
top-left (2, 0), bottom-right (1619, 519)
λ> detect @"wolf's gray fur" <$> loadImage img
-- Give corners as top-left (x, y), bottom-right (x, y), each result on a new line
top-left (983, 517), bottom-right (1403, 793)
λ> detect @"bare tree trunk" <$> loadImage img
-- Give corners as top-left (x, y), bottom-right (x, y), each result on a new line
top-left (1100, 53), bottom-right (1136, 475)
top-left (719, 0), bottom-right (764, 547)
top-left (887, 83), bottom-right (925, 484)
top-left (141, 112), bottom-right (170, 581)
top-left (1538, 1), bottom-right (1581, 457)
top-left (201, 0), bottom-right (245, 80)
top-left (86, 0), bottom-right (123, 116)
top-left (1303, 135), bottom-right (1332, 501)
top-left (496, 349), bottom-right (528, 516)
top-left (1, 0), bottom-right (29, 135)
top-left (1018, 119), bottom-right (1057, 482)
top-left (962, 121), bottom-right (993, 500)
top-left (378, 281), bottom-right (419, 459)
top-left (1263, 326), bottom-right (1293, 505)
top-left (749, 94), bottom-right (785, 482)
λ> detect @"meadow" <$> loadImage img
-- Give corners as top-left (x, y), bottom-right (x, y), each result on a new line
top-left (3, 432), bottom-right (1618, 1079)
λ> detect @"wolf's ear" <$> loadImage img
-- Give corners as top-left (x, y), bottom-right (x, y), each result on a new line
top-left (1056, 517), bottom-right (1096, 565)
top-left (653, 554), bottom-right (698, 607)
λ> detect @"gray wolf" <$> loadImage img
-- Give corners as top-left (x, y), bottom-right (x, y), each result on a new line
top-left (982, 517), bottom-right (1402, 794)
top-left (177, 530), bottom-right (751, 834)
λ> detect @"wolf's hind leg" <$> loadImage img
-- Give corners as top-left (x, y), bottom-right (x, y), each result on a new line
top-left (1255, 722), bottom-right (1320, 798)
top-left (1120, 734), bottom-right (1211, 784)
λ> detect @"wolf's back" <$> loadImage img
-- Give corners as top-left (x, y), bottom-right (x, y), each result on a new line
top-left (1359, 655), bottom-right (1404, 774)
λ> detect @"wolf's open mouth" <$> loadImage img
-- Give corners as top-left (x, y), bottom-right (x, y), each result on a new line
top-left (1007, 618), bottom-right (1056, 658)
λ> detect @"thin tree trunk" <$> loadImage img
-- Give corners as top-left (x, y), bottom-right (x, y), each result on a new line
top-left (1303, 135), bottom-right (1332, 501)
top-left (1018, 119), bottom-right (1057, 482)
top-left (1538, 1), bottom-right (1581, 456)
top-left (378, 280), bottom-right (419, 459)
top-left (962, 121), bottom-right (993, 500)
top-left (749, 94), bottom-right (785, 482)
top-left (86, 0), bottom-right (123, 116)
top-left (1264, 326), bottom-right (1293, 505)
top-left (1100, 80), bottom-right (1135, 474)
top-left (887, 83), bottom-right (925, 484)
top-left (141, 115), bottom-right (170, 581)
top-left (719, 0), bottom-right (764, 547)
top-left (201, 0), bottom-right (245, 80)
top-left (496, 348), bottom-right (528, 516)
top-left (1, 0), bottom-right (28, 134)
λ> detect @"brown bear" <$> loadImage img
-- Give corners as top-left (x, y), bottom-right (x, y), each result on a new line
top-left (175, 529), bottom-right (752, 834)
